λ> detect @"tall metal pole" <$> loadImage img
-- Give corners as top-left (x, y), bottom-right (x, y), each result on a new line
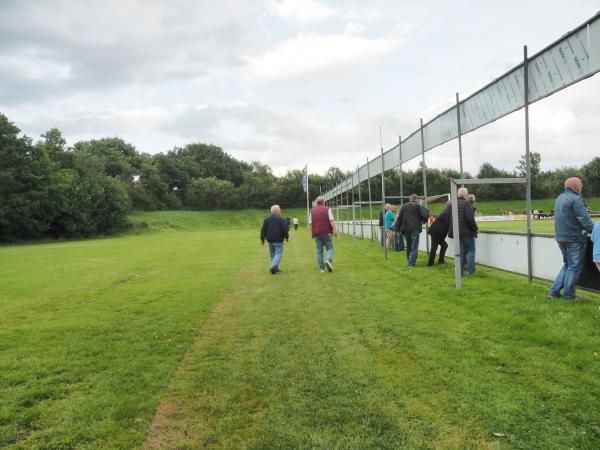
top-left (420, 118), bottom-right (429, 254)
top-left (451, 180), bottom-right (461, 289)
top-left (357, 165), bottom-right (364, 239)
top-left (367, 157), bottom-right (374, 241)
top-left (335, 187), bottom-right (340, 236)
top-left (398, 136), bottom-right (404, 205)
top-left (456, 93), bottom-right (464, 180)
top-left (380, 126), bottom-right (387, 260)
top-left (345, 181), bottom-right (350, 233)
top-left (351, 172), bottom-right (356, 245)
top-left (524, 45), bottom-right (533, 282)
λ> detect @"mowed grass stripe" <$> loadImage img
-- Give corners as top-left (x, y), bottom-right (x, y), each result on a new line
top-left (144, 230), bottom-right (600, 449)
top-left (0, 228), bottom-right (257, 449)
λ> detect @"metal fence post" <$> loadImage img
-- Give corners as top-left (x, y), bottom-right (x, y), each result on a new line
top-left (420, 118), bottom-right (429, 254)
top-left (451, 180), bottom-right (461, 289)
top-left (380, 128), bottom-right (387, 260)
top-left (456, 92), bottom-right (464, 180)
top-left (351, 172), bottom-right (356, 244)
top-left (367, 157), bottom-right (373, 241)
top-left (524, 45), bottom-right (533, 282)
top-left (357, 165), bottom-right (364, 239)
top-left (398, 135), bottom-right (404, 205)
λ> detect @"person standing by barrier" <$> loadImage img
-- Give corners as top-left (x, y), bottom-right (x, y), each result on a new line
top-left (427, 201), bottom-right (450, 266)
top-left (310, 196), bottom-right (337, 273)
top-left (379, 203), bottom-right (390, 247)
top-left (293, 217), bottom-right (299, 230)
top-left (385, 205), bottom-right (397, 249)
top-left (592, 221), bottom-right (600, 271)
top-left (548, 177), bottom-right (594, 300)
top-left (448, 187), bottom-right (478, 275)
top-left (396, 194), bottom-right (429, 266)
top-left (260, 205), bottom-right (289, 274)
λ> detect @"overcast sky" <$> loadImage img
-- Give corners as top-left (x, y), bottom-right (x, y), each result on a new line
top-left (1, 0), bottom-right (599, 176)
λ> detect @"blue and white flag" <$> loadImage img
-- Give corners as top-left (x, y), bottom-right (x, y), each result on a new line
top-left (301, 165), bottom-right (308, 193)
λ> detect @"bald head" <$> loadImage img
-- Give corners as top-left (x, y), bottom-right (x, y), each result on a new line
top-left (564, 177), bottom-right (583, 194)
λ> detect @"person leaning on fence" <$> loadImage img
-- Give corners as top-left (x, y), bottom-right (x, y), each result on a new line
top-left (385, 205), bottom-right (397, 249)
top-left (260, 205), bottom-right (289, 275)
top-left (548, 177), bottom-right (594, 300)
top-left (448, 187), bottom-right (478, 275)
top-left (427, 200), bottom-right (450, 266)
top-left (396, 194), bottom-right (429, 266)
top-left (309, 196), bottom-right (337, 273)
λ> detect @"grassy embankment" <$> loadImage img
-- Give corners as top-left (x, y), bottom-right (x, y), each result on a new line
top-left (1, 210), bottom-right (599, 449)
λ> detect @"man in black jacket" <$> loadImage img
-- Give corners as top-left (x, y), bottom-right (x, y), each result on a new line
top-left (260, 205), bottom-right (289, 274)
top-left (396, 194), bottom-right (429, 266)
top-left (428, 201), bottom-right (451, 266)
top-left (448, 187), bottom-right (479, 274)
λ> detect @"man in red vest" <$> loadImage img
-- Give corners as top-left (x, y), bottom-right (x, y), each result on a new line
top-left (309, 196), bottom-right (337, 272)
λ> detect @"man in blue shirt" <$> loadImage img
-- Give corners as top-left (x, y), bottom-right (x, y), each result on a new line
top-left (548, 177), bottom-right (594, 300)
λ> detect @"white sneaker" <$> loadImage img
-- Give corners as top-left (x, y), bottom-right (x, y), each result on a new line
top-left (325, 260), bottom-right (333, 272)
top-left (320, 269), bottom-right (326, 273)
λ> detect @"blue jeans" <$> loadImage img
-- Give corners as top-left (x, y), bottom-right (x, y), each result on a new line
top-left (268, 242), bottom-right (283, 270)
top-left (549, 240), bottom-right (586, 299)
top-left (315, 234), bottom-right (334, 270)
top-left (404, 230), bottom-right (420, 266)
top-left (459, 236), bottom-right (476, 274)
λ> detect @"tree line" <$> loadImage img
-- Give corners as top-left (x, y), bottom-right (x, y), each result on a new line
top-left (1, 113), bottom-right (598, 241)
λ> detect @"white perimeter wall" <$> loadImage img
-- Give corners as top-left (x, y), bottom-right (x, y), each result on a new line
top-left (338, 221), bottom-right (563, 281)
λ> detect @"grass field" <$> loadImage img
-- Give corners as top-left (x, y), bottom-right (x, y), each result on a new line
top-left (1, 210), bottom-right (599, 449)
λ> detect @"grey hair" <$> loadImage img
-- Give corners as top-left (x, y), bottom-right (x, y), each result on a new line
top-left (467, 194), bottom-right (476, 204)
top-left (316, 196), bottom-right (325, 204)
top-left (409, 194), bottom-right (418, 202)
top-left (457, 187), bottom-right (469, 198)
top-left (271, 204), bottom-right (280, 214)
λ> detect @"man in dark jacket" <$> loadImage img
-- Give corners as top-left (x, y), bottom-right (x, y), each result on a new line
top-left (396, 194), bottom-right (429, 266)
top-left (428, 201), bottom-right (451, 266)
top-left (260, 204), bottom-right (289, 274)
top-left (548, 177), bottom-right (594, 300)
top-left (448, 187), bottom-right (478, 275)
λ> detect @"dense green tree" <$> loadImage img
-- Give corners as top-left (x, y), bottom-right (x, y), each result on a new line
top-left (581, 157), bottom-right (600, 197)
top-left (0, 115), bottom-right (56, 240)
top-left (185, 177), bottom-right (237, 209)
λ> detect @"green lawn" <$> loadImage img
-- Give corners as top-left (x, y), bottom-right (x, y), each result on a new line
top-left (1, 211), bottom-right (599, 449)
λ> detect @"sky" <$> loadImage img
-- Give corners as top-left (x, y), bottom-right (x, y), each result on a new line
top-left (1, 0), bottom-right (599, 177)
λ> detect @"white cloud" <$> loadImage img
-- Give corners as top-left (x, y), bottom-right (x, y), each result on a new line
top-left (0, 53), bottom-right (72, 80)
top-left (267, 0), bottom-right (338, 24)
top-left (246, 33), bottom-right (405, 81)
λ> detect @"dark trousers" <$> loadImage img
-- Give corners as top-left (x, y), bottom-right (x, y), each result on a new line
top-left (404, 230), bottom-right (420, 266)
top-left (428, 233), bottom-right (448, 266)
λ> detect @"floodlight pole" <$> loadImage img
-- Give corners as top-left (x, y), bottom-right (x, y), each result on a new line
top-left (398, 135), bottom-right (404, 205)
top-left (420, 118), bottom-right (430, 254)
top-left (380, 126), bottom-right (387, 260)
top-left (357, 165), bottom-right (364, 239)
top-left (367, 157), bottom-right (374, 241)
top-left (524, 45), bottom-right (533, 282)
top-left (456, 92), bottom-right (464, 180)
top-left (450, 180), bottom-right (461, 288)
